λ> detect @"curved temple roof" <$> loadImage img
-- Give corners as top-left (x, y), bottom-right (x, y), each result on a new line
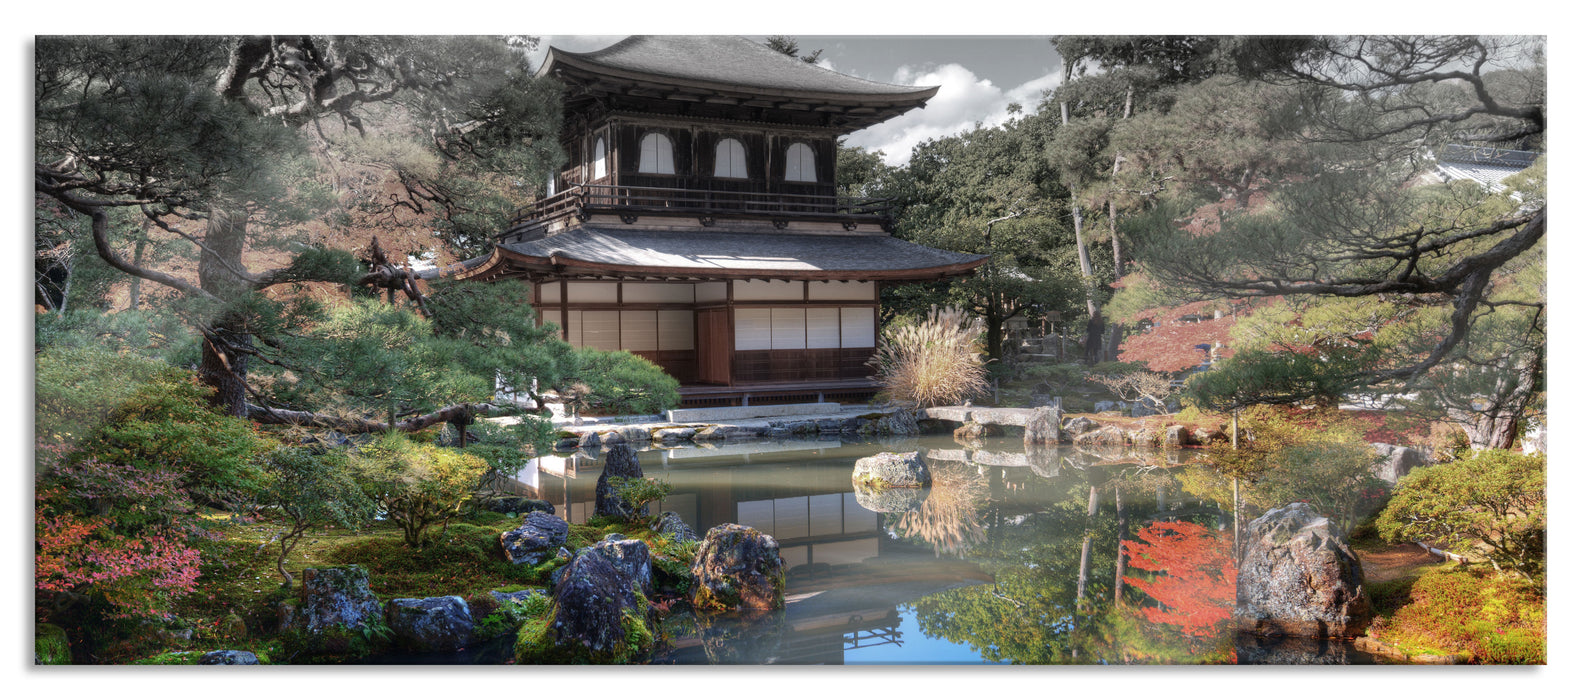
top-left (456, 227), bottom-right (986, 282)
top-left (539, 36), bottom-right (937, 130)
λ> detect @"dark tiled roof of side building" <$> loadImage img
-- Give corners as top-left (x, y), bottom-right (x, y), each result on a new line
top-left (497, 226), bottom-right (985, 274)
top-left (541, 35), bottom-right (936, 98)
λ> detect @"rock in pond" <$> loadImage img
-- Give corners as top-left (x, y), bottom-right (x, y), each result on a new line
top-left (501, 511), bottom-right (569, 566)
top-left (198, 650), bottom-right (260, 665)
top-left (692, 524), bottom-right (786, 612)
top-left (852, 451), bottom-right (931, 489)
top-left (594, 443), bottom-right (644, 518)
top-left (1162, 424), bottom-right (1192, 448)
top-left (386, 596), bottom-right (475, 652)
top-left (1236, 503), bottom-right (1370, 638)
top-left (514, 547), bottom-right (654, 664)
top-left (1023, 406), bottom-right (1062, 446)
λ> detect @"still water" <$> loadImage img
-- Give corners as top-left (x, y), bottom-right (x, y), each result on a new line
top-left (488, 434), bottom-right (1389, 665)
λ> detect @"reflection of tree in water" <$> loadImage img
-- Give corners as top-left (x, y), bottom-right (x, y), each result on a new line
top-left (890, 461), bottom-right (987, 557)
top-left (906, 462), bottom-right (1237, 663)
top-left (1121, 521), bottom-right (1236, 637)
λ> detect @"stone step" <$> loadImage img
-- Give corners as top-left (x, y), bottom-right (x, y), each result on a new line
top-left (665, 402), bottom-right (842, 423)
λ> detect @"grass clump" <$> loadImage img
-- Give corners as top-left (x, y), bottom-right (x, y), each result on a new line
top-left (868, 305), bottom-right (988, 408)
top-left (325, 522), bottom-right (543, 597)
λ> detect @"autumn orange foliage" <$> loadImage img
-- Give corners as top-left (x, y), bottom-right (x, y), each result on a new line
top-left (1122, 521), bottom-right (1237, 637)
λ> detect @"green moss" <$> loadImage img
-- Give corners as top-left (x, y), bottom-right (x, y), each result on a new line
top-left (35, 623), bottom-right (71, 665)
top-left (129, 651), bottom-right (202, 665)
top-left (275, 621), bottom-right (392, 663)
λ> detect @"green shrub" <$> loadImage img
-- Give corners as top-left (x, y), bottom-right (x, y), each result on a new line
top-left (1366, 566), bottom-right (1545, 663)
top-left (1377, 450), bottom-right (1545, 578)
top-left (70, 370), bottom-right (268, 506)
top-left (349, 434), bottom-right (488, 548)
top-left (868, 305), bottom-right (988, 408)
top-left (606, 476), bottom-right (673, 522)
top-left (256, 447), bottom-right (377, 586)
top-left (562, 348), bottom-right (680, 415)
top-left (35, 346), bottom-right (176, 448)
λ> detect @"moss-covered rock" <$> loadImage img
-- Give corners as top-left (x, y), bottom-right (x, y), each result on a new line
top-left (514, 547), bottom-right (655, 664)
top-left (852, 451), bottom-right (931, 489)
top-left (691, 524), bottom-right (785, 612)
top-left (35, 623), bottom-right (70, 665)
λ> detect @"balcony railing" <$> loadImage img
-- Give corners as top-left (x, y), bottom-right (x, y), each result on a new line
top-left (502, 183), bottom-right (893, 236)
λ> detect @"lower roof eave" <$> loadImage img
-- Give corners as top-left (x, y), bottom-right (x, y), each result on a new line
top-left (455, 249), bottom-right (985, 283)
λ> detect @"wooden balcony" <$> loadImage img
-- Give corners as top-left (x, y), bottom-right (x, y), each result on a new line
top-left (502, 183), bottom-right (894, 238)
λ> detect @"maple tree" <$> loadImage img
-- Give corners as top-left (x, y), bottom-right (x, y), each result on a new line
top-left (1121, 520), bottom-right (1236, 637)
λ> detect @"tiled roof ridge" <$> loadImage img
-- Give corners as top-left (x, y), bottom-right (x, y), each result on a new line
top-left (550, 35), bottom-right (934, 97)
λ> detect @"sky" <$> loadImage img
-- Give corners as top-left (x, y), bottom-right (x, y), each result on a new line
top-left (530, 35), bottom-right (1067, 166)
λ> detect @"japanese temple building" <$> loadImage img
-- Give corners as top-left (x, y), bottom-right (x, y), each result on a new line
top-left (455, 36), bottom-right (987, 406)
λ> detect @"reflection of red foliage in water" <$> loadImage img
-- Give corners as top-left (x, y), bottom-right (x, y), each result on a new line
top-left (1122, 521), bottom-right (1236, 637)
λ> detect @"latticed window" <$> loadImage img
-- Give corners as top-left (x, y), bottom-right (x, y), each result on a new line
top-left (714, 138), bottom-right (748, 178)
top-left (639, 133), bottom-right (676, 174)
top-left (785, 142), bottom-right (816, 182)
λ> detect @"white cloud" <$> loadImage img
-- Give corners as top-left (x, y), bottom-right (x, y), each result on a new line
top-left (844, 64), bottom-right (1064, 166)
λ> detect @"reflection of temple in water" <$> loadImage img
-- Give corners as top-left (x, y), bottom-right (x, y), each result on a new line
top-left (510, 439), bottom-right (998, 663)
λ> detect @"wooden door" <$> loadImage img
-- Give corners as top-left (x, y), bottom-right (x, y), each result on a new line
top-left (695, 308), bottom-right (731, 385)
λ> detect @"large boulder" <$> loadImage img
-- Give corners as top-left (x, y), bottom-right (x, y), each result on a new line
top-left (1236, 503), bottom-right (1370, 638)
top-left (197, 650), bottom-right (260, 665)
top-left (1370, 443), bottom-right (1430, 484)
top-left (514, 548), bottom-right (654, 664)
top-left (294, 566), bottom-right (384, 634)
top-left (500, 511), bottom-right (569, 566)
top-left (691, 524), bottom-right (786, 612)
top-left (594, 443), bottom-right (645, 518)
top-left (1023, 406), bottom-right (1062, 445)
top-left (1194, 426), bottom-right (1229, 444)
top-left (386, 596), bottom-right (475, 652)
top-left (652, 427), bottom-right (697, 444)
top-left (852, 451), bottom-right (931, 489)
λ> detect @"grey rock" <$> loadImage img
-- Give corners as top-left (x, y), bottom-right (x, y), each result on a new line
top-left (652, 511), bottom-right (697, 542)
top-left (500, 511), bottom-right (569, 566)
top-left (520, 548), bottom-right (654, 663)
top-left (653, 427), bottom-right (697, 444)
top-left (1075, 425), bottom-right (1129, 446)
top-left (553, 437), bottom-right (580, 452)
top-left (1194, 426), bottom-right (1228, 444)
top-left (197, 650), bottom-right (259, 665)
top-left (489, 589), bottom-right (544, 605)
top-left (578, 431), bottom-right (602, 449)
top-left (1162, 425), bottom-right (1192, 448)
top-left (295, 566), bottom-right (383, 634)
top-left (1023, 406), bottom-right (1062, 446)
top-left (599, 430), bottom-right (627, 445)
top-left (1063, 416), bottom-right (1098, 435)
top-left (1371, 443), bottom-right (1430, 484)
top-left (589, 534), bottom-right (653, 595)
top-left (486, 496), bottom-right (554, 515)
top-left (852, 451), bottom-right (931, 489)
top-left (386, 596), bottom-right (474, 653)
top-left (1236, 503), bottom-right (1370, 638)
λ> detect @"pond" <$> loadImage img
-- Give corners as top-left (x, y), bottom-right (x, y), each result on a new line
top-left (478, 434), bottom-right (1393, 665)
